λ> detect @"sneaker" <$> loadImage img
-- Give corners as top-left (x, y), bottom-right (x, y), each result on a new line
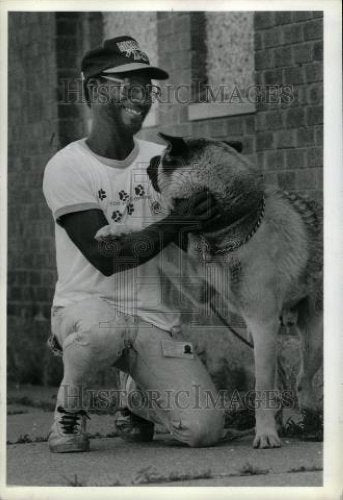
top-left (48, 406), bottom-right (90, 453)
top-left (114, 408), bottom-right (154, 442)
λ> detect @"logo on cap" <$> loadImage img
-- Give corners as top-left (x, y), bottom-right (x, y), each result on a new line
top-left (117, 40), bottom-right (149, 63)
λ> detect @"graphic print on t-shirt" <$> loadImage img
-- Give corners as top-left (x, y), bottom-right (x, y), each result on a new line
top-left (111, 210), bottom-right (123, 222)
top-left (98, 188), bottom-right (107, 201)
top-left (109, 174), bottom-right (163, 222)
top-left (134, 184), bottom-right (145, 197)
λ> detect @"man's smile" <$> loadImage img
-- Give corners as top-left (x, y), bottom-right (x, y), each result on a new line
top-left (121, 104), bottom-right (144, 118)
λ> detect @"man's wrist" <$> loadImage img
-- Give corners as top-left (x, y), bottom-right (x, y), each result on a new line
top-left (164, 213), bottom-right (201, 233)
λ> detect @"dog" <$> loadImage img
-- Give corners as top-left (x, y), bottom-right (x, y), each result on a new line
top-left (145, 133), bottom-right (323, 449)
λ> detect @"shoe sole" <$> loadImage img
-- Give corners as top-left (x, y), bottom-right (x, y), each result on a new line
top-left (49, 442), bottom-right (90, 453)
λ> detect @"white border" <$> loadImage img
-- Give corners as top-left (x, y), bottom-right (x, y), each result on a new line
top-left (0, 1), bottom-right (342, 499)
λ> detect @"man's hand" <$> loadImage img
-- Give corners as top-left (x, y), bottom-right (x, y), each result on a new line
top-left (59, 192), bottom-right (222, 277)
top-left (171, 191), bottom-right (222, 232)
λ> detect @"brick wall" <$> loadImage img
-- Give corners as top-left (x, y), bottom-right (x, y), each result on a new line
top-left (8, 12), bottom-right (60, 384)
top-left (7, 12), bottom-right (104, 385)
top-left (254, 11), bottom-right (323, 200)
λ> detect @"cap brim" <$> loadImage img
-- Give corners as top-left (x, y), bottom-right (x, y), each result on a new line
top-left (103, 62), bottom-right (169, 80)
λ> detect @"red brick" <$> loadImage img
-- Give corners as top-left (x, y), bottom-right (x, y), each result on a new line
top-left (295, 169), bottom-right (319, 189)
top-left (285, 86), bottom-right (304, 108)
top-left (263, 172), bottom-right (278, 187)
top-left (278, 171), bottom-right (296, 190)
top-left (255, 50), bottom-right (274, 70)
top-left (313, 41), bottom-right (323, 61)
top-left (296, 127), bottom-right (315, 146)
top-left (286, 149), bottom-right (306, 169)
top-left (22, 287), bottom-right (34, 301)
top-left (314, 125), bottom-right (323, 146)
top-left (163, 123), bottom-right (189, 139)
top-left (306, 83), bottom-right (323, 104)
top-left (265, 150), bottom-right (285, 170)
top-left (256, 132), bottom-right (274, 151)
top-left (29, 271), bottom-right (41, 286)
top-left (225, 118), bottom-right (244, 136)
top-left (314, 168), bottom-right (323, 189)
top-left (208, 119), bottom-right (226, 137)
top-left (282, 24), bottom-right (304, 44)
top-left (41, 270), bottom-right (57, 286)
top-left (263, 69), bottom-right (283, 85)
top-left (293, 43), bottom-right (313, 63)
top-left (264, 111), bottom-right (284, 130)
top-left (307, 147), bottom-right (323, 168)
top-left (255, 113), bottom-right (265, 132)
top-left (263, 27), bottom-right (282, 48)
top-left (255, 12), bottom-right (275, 29)
top-left (306, 105), bottom-right (323, 125)
top-left (283, 67), bottom-right (305, 85)
top-left (274, 46), bottom-right (293, 67)
top-left (293, 12), bottom-right (313, 22)
top-left (303, 19), bottom-right (323, 41)
top-left (285, 107), bottom-right (305, 128)
top-left (9, 287), bottom-right (23, 301)
top-left (256, 151), bottom-right (265, 170)
top-left (254, 32), bottom-right (263, 50)
top-left (244, 116), bottom-right (255, 134)
top-left (241, 136), bottom-right (255, 154)
top-left (275, 12), bottom-right (293, 25)
top-left (304, 62), bottom-right (323, 83)
top-left (191, 121), bottom-right (210, 137)
top-left (276, 130), bottom-right (296, 148)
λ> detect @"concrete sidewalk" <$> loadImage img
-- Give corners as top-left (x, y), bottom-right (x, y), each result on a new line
top-left (7, 407), bottom-right (322, 487)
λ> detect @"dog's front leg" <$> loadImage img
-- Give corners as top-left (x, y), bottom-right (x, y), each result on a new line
top-left (245, 317), bottom-right (281, 449)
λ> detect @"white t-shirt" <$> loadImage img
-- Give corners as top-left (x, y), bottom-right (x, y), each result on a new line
top-left (43, 137), bottom-right (182, 332)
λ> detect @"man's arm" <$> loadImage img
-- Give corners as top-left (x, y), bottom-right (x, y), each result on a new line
top-left (59, 191), bottom-right (221, 276)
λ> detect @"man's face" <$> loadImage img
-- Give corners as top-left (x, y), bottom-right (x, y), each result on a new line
top-left (90, 72), bottom-right (155, 134)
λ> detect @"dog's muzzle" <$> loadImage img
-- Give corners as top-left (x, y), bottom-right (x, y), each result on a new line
top-left (147, 155), bottom-right (161, 192)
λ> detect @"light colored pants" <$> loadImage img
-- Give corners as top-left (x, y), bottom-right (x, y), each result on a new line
top-left (51, 297), bottom-right (225, 447)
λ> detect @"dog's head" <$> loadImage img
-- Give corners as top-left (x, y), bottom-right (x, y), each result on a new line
top-left (147, 133), bottom-right (264, 224)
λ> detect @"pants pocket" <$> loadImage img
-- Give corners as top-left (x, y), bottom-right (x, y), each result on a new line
top-left (48, 306), bottom-right (65, 356)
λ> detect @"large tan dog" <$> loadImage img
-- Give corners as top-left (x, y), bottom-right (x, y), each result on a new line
top-left (147, 133), bottom-right (323, 449)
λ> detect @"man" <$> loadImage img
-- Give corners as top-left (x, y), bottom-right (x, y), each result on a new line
top-left (43, 36), bottom-right (225, 453)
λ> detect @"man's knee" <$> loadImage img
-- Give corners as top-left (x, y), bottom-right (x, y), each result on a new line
top-left (171, 410), bottom-right (225, 448)
top-left (61, 318), bottom-right (126, 363)
top-left (189, 416), bottom-right (224, 448)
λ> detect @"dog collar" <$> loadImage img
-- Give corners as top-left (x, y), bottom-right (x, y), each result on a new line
top-left (205, 195), bottom-right (265, 255)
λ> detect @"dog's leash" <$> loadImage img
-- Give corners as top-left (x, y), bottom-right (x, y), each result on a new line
top-left (209, 301), bottom-right (288, 388)
top-left (209, 301), bottom-right (254, 349)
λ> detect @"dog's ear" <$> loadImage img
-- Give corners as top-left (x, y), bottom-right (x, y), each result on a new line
top-left (147, 155), bottom-right (161, 193)
top-left (159, 133), bottom-right (189, 157)
top-left (223, 140), bottom-right (243, 153)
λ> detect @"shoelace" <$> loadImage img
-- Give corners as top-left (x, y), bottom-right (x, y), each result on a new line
top-left (57, 406), bottom-right (90, 435)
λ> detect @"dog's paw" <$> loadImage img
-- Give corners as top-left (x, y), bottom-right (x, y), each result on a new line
top-left (95, 225), bottom-right (113, 240)
top-left (95, 224), bottom-right (129, 241)
top-left (253, 431), bottom-right (281, 449)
